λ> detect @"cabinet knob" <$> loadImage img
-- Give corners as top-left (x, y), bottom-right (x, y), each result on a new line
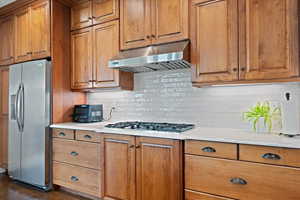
top-left (230, 178), bottom-right (247, 185)
top-left (59, 132), bottom-right (66, 137)
top-left (129, 145), bottom-right (135, 148)
top-left (262, 153), bottom-right (281, 160)
top-left (70, 176), bottom-right (79, 182)
top-left (84, 135), bottom-right (92, 139)
top-left (201, 146), bottom-right (216, 153)
top-left (232, 68), bottom-right (238, 72)
top-left (146, 35), bottom-right (151, 39)
top-left (70, 151), bottom-right (79, 156)
top-left (27, 52), bottom-right (32, 55)
top-left (241, 67), bottom-right (246, 71)
top-left (151, 34), bottom-right (155, 38)
top-left (135, 145), bottom-right (141, 149)
top-left (88, 17), bottom-right (93, 20)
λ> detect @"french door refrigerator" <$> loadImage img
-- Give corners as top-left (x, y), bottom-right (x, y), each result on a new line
top-left (8, 59), bottom-right (51, 190)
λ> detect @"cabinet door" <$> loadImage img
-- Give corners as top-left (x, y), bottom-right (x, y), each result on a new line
top-left (0, 67), bottom-right (9, 169)
top-left (0, 15), bottom-right (14, 66)
top-left (120, 0), bottom-right (152, 49)
top-left (191, 0), bottom-right (239, 84)
top-left (151, 0), bottom-right (188, 45)
top-left (71, 27), bottom-right (93, 89)
top-left (71, 0), bottom-right (92, 31)
top-left (101, 134), bottom-right (136, 200)
top-left (136, 137), bottom-right (182, 200)
top-left (92, 0), bottom-right (119, 25)
top-left (93, 20), bottom-right (120, 88)
top-left (31, 0), bottom-right (50, 59)
top-left (15, 6), bottom-right (32, 63)
top-left (239, 0), bottom-right (299, 80)
top-left (185, 190), bottom-right (235, 200)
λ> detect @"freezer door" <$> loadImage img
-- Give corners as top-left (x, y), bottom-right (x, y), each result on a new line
top-left (20, 60), bottom-right (51, 187)
top-left (8, 64), bottom-right (23, 180)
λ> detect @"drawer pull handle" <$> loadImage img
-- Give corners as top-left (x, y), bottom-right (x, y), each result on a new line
top-left (230, 178), bottom-right (247, 185)
top-left (70, 176), bottom-right (79, 182)
top-left (262, 153), bottom-right (281, 160)
top-left (70, 151), bottom-right (79, 156)
top-left (59, 132), bottom-right (66, 137)
top-left (202, 147), bottom-right (216, 153)
top-left (84, 135), bottom-right (92, 139)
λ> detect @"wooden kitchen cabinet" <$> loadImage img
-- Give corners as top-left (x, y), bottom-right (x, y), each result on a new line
top-left (191, 0), bottom-right (239, 83)
top-left (120, 0), bottom-right (188, 50)
top-left (0, 15), bottom-right (14, 66)
top-left (30, 0), bottom-right (50, 60)
top-left (192, 0), bottom-right (300, 86)
top-left (101, 134), bottom-right (183, 200)
top-left (71, 27), bottom-right (93, 89)
top-left (185, 190), bottom-right (235, 200)
top-left (101, 134), bottom-right (136, 200)
top-left (136, 137), bottom-right (182, 200)
top-left (92, 0), bottom-right (119, 25)
top-left (0, 67), bottom-right (9, 169)
top-left (71, 20), bottom-right (133, 90)
top-left (71, 0), bottom-right (92, 31)
top-left (239, 0), bottom-right (299, 80)
top-left (14, 6), bottom-right (32, 63)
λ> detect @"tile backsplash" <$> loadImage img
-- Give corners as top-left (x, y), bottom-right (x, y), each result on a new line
top-left (88, 69), bottom-right (300, 131)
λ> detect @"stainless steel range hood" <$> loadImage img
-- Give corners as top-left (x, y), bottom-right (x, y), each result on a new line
top-left (109, 40), bottom-right (191, 73)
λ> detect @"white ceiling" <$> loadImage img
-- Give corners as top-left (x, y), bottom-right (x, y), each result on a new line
top-left (0, 0), bottom-right (16, 8)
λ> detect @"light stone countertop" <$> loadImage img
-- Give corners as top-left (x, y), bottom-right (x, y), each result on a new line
top-left (50, 122), bottom-right (300, 149)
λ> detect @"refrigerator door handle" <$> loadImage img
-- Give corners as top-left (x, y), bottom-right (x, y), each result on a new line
top-left (15, 84), bottom-right (22, 132)
top-left (20, 83), bottom-right (25, 132)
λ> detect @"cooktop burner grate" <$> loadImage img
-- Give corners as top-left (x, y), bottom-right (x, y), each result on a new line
top-left (105, 121), bottom-right (195, 133)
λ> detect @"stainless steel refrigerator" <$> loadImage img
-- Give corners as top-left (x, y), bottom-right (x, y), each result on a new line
top-left (8, 59), bottom-right (51, 190)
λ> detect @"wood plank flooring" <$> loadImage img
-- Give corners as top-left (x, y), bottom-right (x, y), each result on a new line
top-left (0, 174), bottom-right (89, 200)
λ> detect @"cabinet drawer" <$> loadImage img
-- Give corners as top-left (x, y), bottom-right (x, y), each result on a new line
top-left (52, 129), bottom-right (74, 140)
top-left (76, 130), bottom-right (100, 143)
top-left (185, 155), bottom-right (300, 200)
top-left (53, 161), bottom-right (101, 197)
top-left (185, 140), bottom-right (237, 160)
top-left (239, 144), bottom-right (300, 168)
top-left (53, 138), bottom-right (100, 169)
top-left (185, 190), bottom-right (234, 200)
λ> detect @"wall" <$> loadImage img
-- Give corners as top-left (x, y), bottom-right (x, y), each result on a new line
top-left (88, 69), bottom-right (300, 132)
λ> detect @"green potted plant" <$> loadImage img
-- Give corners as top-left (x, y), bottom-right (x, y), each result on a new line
top-left (243, 101), bottom-right (281, 133)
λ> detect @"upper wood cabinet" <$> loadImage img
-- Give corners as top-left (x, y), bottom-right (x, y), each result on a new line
top-left (71, 27), bottom-right (93, 89)
top-left (14, 6), bottom-right (32, 63)
top-left (239, 0), bottom-right (299, 80)
top-left (14, 0), bottom-right (50, 63)
top-left (71, 20), bottom-right (133, 90)
top-left (71, 0), bottom-right (92, 30)
top-left (191, 0), bottom-right (239, 83)
top-left (71, 0), bottom-right (119, 31)
top-left (120, 0), bottom-right (188, 50)
top-left (93, 0), bottom-right (119, 25)
top-left (30, 0), bottom-right (50, 59)
top-left (0, 15), bottom-right (14, 66)
top-left (191, 0), bottom-right (300, 85)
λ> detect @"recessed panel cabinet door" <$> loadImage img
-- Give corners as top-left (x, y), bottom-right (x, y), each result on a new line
top-left (71, 0), bottom-right (92, 31)
top-left (151, 0), bottom-right (188, 45)
top-left (31, 0), bottom-right (50, 60)
top-left (0, 15), bottom-right (14, 66)
top-left (136, 137), bottom-right (182, 200)
top-left (191, 0), bottom-right (239, 84)
top-left (15, 6), bottom-right (32, 63)
top-left (120, 0), bottom-right (152, 50)
top-left (239, 0), bottom-right (299, 80)
top-left (92, 0), bottom-right (119, 25)
top-left (101, 134), bottom-right (136, 200)
top-left (71, 28), bottom-right (93, 89)
top-left (93, 20), bottom-right (120, 88)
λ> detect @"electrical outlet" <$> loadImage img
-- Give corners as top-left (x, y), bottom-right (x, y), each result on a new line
top-left (284, 91), bottom-right (292, 101)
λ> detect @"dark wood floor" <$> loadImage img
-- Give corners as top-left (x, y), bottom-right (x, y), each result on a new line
top-left (0, 174), bottom-right (89, 200)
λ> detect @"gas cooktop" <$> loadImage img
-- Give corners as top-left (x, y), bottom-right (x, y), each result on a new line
top-left (105, 121), bottom-right (195, 133)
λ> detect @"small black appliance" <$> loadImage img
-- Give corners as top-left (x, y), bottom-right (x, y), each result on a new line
top-left (73, 104), bottom-right (103, 123)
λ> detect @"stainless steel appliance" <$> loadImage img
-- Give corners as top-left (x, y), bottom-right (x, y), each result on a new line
top-left (73, 104), bottom-right (103, 123)
top-left (105, 121), bottom-right (195, 133)
top-left (109, 40), bottom-right (191, 73)
top-left (8, 59), bottom-right (51, 190)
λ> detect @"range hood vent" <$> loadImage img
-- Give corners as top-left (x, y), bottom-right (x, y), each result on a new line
top-left (109, 40), bottom-right (191, 73)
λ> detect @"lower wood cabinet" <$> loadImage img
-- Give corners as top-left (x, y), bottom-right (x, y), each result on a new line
top-left (101, 134), bottom-right (183, 200)
top-left (185, 155), bottom-right (300, 200)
